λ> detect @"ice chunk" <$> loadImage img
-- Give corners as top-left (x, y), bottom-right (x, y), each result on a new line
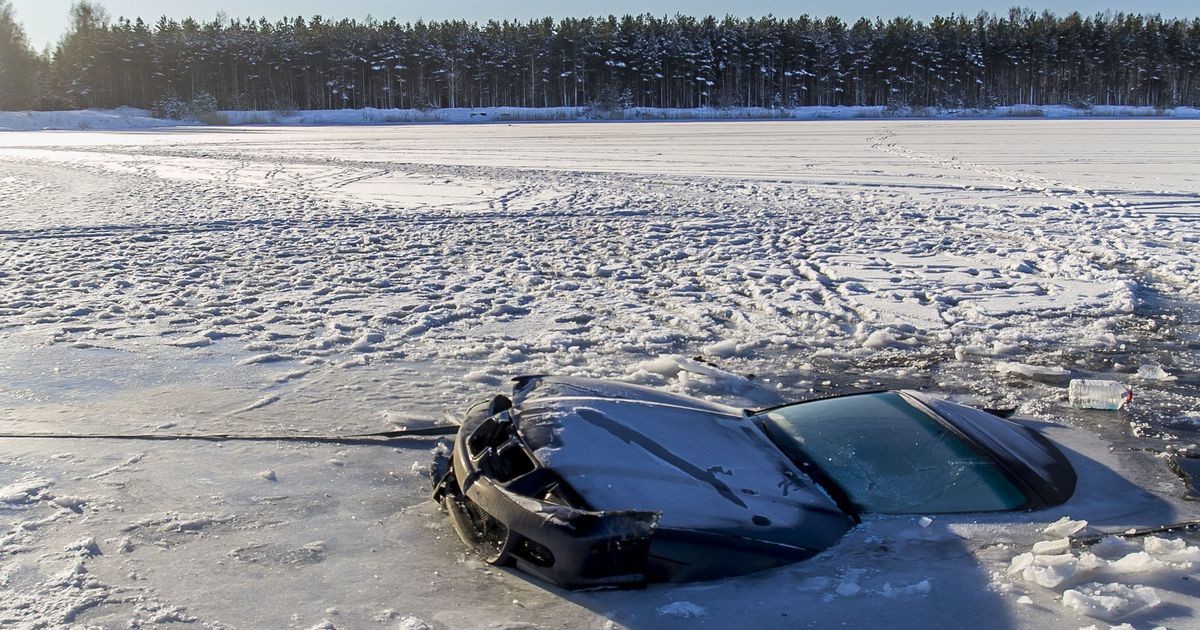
top-left (1007, 552), bottom-right (1035, 576)
top-left (1076, 552), bottom-right (1106, 573)
top-left (51, 495), bottom-right (87, 511)
top-left (169, 335), bottom-right (213, 348)
top-left (862, 329), bottom-right (914, 349)
top-left (1091, 536), bottom-right (1139, 560)
top-left (1061, 582), bottom-right (1159, 621)
top-left (1142, 536), bottom-right (1200, 563)
top-left (1032, 538), bottom-right (1071, 555)
top-left (701, 339), bottom-right (739, 358)
top-left (1042, 516), bottom-right (1088, 538)
top-left (65, 537), bottom-right (101, 557)
top-left (995, 361), bottom-right (1069, 379)
top-left (1136, 364), bottom-right (1177, 382)
top-left (991, 341), bottom-right (1021, 356)
top-left (637, 356), bottom-right (684, 378)
top-left (1022, 554), bottom-right (1078, 588)
top-left (656, 601), bottom-right (707, 618)
top-left (238, 352), bottom-right (290, 365)
top-left (1110, 551), bottom-right (1166, 573)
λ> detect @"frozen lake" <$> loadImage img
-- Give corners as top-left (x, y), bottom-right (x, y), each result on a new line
top-left (2, 119), bottom-right (1200, 628)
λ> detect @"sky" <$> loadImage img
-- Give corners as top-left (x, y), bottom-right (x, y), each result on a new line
top-left (10, 0), bottom-right (1199, 51)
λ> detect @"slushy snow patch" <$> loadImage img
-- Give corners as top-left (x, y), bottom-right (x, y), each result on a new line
top-left (65, 537), bottom-right (101, 557)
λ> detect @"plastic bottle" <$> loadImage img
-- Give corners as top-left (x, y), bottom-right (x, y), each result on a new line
top-left (1068, 379), bottom-right (1133, 410)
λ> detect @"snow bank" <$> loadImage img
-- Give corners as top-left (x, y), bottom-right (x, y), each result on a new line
top-left (0, 107), bottom-right (187, 131)
top-left (4, 104), bottom-right (1199, 131)
top-left (248, 104), bottom-right (1197, 125)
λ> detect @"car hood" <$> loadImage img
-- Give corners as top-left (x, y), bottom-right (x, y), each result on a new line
top-left (510, 376), bottom-right (853, 552)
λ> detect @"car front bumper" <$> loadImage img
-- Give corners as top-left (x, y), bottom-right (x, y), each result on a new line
top-left (431, 401), bottom-right (661, 589)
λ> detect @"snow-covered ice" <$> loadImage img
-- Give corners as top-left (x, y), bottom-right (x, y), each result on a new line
top-left (3, 118), bottom-right (1200, 627)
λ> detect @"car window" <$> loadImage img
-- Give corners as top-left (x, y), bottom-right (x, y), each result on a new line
top-left (762, 392), bottom-right (1027, 514)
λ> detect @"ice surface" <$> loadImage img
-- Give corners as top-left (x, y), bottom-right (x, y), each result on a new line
top-left (3, 119), bottom-right (1200, 628)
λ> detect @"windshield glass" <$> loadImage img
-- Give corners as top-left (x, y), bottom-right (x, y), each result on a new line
top-left (761, 392), bottom-right (1027, 514)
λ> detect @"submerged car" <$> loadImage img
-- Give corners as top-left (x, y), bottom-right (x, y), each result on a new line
top-left (431, 375), bottom-right (1076, 589)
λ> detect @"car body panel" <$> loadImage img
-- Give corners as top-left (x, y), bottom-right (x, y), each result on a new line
top-left (906, 392), bottom-right (1078, 507)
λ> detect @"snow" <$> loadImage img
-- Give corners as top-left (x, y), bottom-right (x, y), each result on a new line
top-left (2, 118), bottom-right (1200, 627)
top-left (3, 104), bottom-right (1200, 132)
top-left (0, 107), bottom-right (188, 131)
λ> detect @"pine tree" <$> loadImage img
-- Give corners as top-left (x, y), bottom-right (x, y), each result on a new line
top-left (11, 8), bottom-right (1199, 112)
top-left (0, 0), bottom-right (38, 109)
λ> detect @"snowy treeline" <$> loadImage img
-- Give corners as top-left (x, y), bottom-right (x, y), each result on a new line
top-left (2, 2), bottom-right (1199, 113)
